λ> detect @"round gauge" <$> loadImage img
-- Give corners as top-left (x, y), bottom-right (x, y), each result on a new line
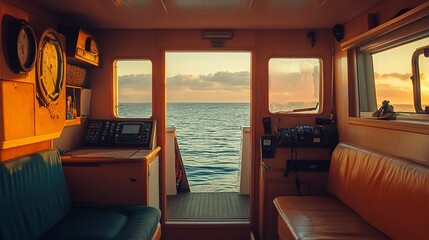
top-left (9, 20), bottom-right (37, 74)
top-left (37, 29), bottom-right (65, 105)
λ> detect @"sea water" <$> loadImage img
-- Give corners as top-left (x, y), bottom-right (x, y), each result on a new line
top-left (119, 102), bottom-right (250, 192)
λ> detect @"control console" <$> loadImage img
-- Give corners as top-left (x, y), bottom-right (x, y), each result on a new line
top-left (83, 119), bottom-right (155, 148)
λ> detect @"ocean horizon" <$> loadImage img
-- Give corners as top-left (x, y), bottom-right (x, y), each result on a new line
top-left (119, 102), bottom-right (250, 192)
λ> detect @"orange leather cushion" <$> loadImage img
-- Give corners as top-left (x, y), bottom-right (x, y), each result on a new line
top-left (328, 143), bottom-right (429, 239)
top-left (273, 196), bottom-right (387, 240)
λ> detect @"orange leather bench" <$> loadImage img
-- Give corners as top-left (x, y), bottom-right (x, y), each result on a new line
top-left (274, 142), bottom-right (429, 240)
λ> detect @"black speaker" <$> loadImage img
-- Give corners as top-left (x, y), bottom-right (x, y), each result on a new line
top-left (332, 24), bottom-right (344, 42)
top-left (263, 117), bottom-right (271, 135)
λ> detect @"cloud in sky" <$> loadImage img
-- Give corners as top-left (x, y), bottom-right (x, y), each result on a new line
top-left (118, 74), bottom-right (152, 103)
top-left (168, 71), bottom-right (249, 89)
top-left (167, 71), bottom-right (250, 102)
top-left (118, 71), bottom-right (250, 102)
top-left (375, 83), bottom-right (412, 103)
top-left (269, 70), bottom-right (319, 104)
top-left (374, 72), bottom-right (411, 81)
top-left (373, 72), bottom-right (429, 104)
top-left (370, 71), bottom-right (429, 108)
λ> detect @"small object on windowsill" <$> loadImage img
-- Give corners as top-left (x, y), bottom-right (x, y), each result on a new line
top-left (371, 100), bottom-right (396, 120)
top-left (67, 112), bottom-right (74, 120)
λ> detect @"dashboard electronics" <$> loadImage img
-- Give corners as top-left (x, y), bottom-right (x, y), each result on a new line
top-left (83, 119), bottom-right (155, 148)
top-left (277, 125), bottom-right (328, 148)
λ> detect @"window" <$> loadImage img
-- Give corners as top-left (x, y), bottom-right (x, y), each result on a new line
top-left (268, 58), bottom-right (321, 113)
top-left (357, 37), bottom-right (429, 115)
top-left (114, 60), bottom-right (152, 118)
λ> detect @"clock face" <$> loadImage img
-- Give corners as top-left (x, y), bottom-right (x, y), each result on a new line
top-left (37, 29), bottom-right (64, 104)
top-left (9, 20), bottom-right (37, 74)
top-left (17, 28), bottom-right (32, 67)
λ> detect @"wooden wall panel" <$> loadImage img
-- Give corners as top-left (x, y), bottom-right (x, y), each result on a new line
top-left (0, 0), bottom-right (67, 151)
top-left (89, 29), bottom-right (159, 120)
top-left (336, 0), bottom-right (429, 165)
top-left (0, 80), bottom-right (34, 141)
top-left (343, 0), bottom-right (427, 40)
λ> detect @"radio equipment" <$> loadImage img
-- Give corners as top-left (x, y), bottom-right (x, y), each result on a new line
top-left (83, 119), bottom-right (155, 149)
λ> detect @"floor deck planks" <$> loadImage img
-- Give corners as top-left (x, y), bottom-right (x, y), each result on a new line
top-left (167, 192), bottom-right (249, 221)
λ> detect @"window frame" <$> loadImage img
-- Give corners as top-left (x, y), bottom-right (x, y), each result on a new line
top-left (113, 59), bottom-right (153, 119)
top-left (411, 45), bottom-right (429, 113)
top-left (342, 3), bottom-right (429, 119)
top-left (267, 57), bottom-right (324, 115)
top-left (356, 35), bottom-right (429, 117)
top-left (341, 3), bottom-right (429, 133)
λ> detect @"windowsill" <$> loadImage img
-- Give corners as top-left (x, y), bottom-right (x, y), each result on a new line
top-left (349, 115), bottom-right (429, 135)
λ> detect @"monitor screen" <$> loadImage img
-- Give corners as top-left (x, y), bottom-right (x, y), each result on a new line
top-left (121, 124), bottom-right (140, 134)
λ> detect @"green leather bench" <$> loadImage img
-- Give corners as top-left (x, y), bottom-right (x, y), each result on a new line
top-left (0, 149), bottom-right (161, 240)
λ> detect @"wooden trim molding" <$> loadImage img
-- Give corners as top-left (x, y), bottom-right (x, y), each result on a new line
top-left (0, 141), bottom-right (51, 161)
top-left (0, 133), bottom-right (61, 150)
top-left (341, 1), bottom-right (429, 50)
top-left (348, 117), bottom-right (429, 135)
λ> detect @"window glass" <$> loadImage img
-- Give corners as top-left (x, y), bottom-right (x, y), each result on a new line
top-left (115, 60), bottom-right (152, 118)
top-left (269, 58), bottom-right (321, 113)
top-left (371, 38), bottom-right (429, 112)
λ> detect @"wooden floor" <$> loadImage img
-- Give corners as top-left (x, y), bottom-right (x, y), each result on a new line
top-left (166, 192), bottom-right (250, 222)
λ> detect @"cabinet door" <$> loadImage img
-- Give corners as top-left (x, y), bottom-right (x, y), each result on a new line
top-left (148, 156), bottom-right (159, 208)
top-left (0, 80), bottom-right (34, 141)
top-left (63, 162), bottom-right (147, 205)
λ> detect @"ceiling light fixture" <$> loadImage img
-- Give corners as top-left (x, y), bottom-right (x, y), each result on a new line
top-left (202, 30), bottom-right (233, 39)
top-left (202, 30), bottom-right (233, 48)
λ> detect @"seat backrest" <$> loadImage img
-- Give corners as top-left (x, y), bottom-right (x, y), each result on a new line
top-left (0, 149), bottom-right (71, 240)
top-left (328, 143), bottom-right (429, 240)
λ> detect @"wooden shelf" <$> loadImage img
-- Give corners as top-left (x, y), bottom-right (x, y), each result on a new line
top-left (64, 117), bottom-right (81, 126)
top-left (65, 86), bottom-right (82, 125)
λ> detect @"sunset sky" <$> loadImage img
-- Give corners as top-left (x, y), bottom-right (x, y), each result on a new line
top-left (373, 37), bottom-right (429, 106)
top-left (117, 44), bottom-right (429, 109)
top-left (165, 52), bottom-right (251, 102)
top-left (117, 52), bottom-right (252, 103)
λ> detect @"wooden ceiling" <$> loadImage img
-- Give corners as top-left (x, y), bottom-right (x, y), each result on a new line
top-left (30, 0), bottom-right (384, 29)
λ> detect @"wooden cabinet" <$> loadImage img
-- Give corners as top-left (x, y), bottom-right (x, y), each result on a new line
top-left (0, 80), bottom-right (35, 142)
top-left (61, 147), bottom-right (160, 207)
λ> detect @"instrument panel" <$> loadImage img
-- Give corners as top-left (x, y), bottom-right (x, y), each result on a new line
top-left (83, 119), bottom-right (155, 149)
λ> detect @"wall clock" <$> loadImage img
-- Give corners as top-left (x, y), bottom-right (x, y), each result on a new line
top-left (8, 19), bottom-right (37, 74)
top-left (37, 28), bottom-right (65, 106)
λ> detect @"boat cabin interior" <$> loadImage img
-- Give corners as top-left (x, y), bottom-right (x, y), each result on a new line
top-left (1, 0), bottom-right (429, 239)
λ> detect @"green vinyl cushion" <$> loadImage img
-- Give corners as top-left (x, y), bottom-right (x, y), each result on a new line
top-left (0, 149), bottom-right (71, 240)
top-left (40, 205), bottom-right (161, 240)
top-left (0, 149), bottom-right (161, 240)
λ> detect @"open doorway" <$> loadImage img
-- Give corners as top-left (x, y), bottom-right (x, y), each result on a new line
top-left (165, 51), bottom-right (251, 222)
